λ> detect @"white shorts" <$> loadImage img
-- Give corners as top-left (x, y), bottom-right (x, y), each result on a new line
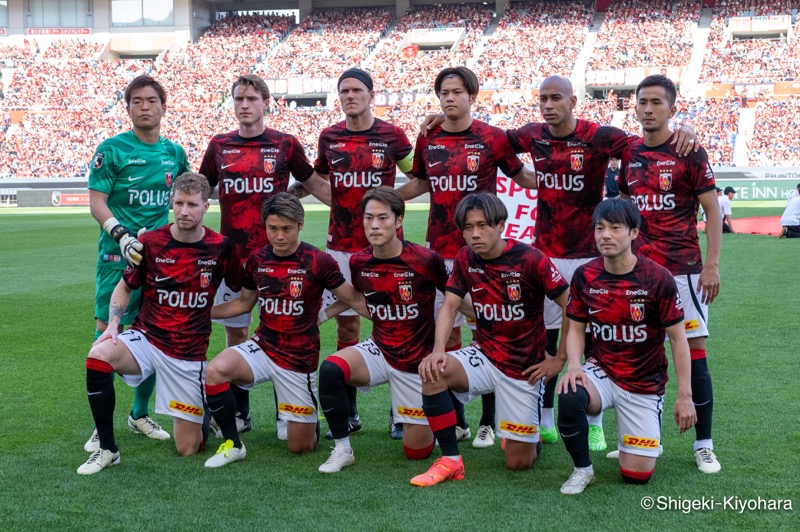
top-left (212, 279), bottom-right (253, 328)
top-left (354, 338), bottom-right (427, 426)
top-left (674, 273), bottom-right (709, 339)
top-left (543, 257), bottom-right (592, 329)
top-left (583, 361), bottom-right (663, 458)
top-left (233, 340), bottom-right (318, 424)
top-left (118, 329), bottom-right (205, 424)
top-left (435, 258), bottom-right (466, 328)
top-left (323, 249), bottom-right (358, 317)
top-left (449, 344), bottom-right (543, 443)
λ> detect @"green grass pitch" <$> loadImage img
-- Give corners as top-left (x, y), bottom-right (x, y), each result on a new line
top-left (0, 203), bottom-right (796, 530)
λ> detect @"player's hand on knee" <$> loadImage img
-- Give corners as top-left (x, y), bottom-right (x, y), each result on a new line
top-left (523, 354), bottom-right (564, 385)
top-left (557, 366), bottom-right (585, 395)
top-left (120, 232), bottom-right (144, 267)
top-left (418, 351), bottom-right (447, 383)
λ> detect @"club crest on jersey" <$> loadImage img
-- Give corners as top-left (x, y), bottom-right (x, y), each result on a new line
top-left (507, 283), bottom-right (521, 301)
top-left (264, 158), bottom-right (276, 174)
top-left (92, 152), bottom-right (104, 169)
top-left (165, 172), bottom-right (174, 187)
top-left (467, 154), bottom-right (480, 172)
top-left (289, 280), bottom-right (303, 298)
top-left (372, 152), bottom-right (384, 168)
top-left (570, 152), bottom-right (584, 172)
top-left (200, 271), bottom-right (212, 289)
top-left (399, 284), bottom-right (412, 302)
top-left (630, 302), bottom-right (645, 322)
top-left (659, 172), bottom-right (672, 191)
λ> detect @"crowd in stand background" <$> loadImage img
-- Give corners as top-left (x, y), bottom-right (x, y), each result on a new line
top-left (1, 1), bottom-right (799, 178)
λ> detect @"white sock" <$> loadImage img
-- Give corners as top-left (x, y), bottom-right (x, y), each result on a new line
top-left (541, 407), bottom-right (555, 429)
top-left (587, 412), bottom-right (603, 427)
top-left (694, 439), bottom-right (713, 452)
top-left (334, 437), bottom-right (352, 453)
top-left (576, 464), bottom-right (594, 474)
top-left (443, 455), bottom-right (460, 461)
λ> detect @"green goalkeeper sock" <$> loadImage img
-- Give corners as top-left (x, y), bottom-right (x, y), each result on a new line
top-left (132, 373), bottom-right (156, 419)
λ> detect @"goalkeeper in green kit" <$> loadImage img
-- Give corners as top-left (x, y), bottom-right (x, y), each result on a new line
top-left (83, 75), bottom-right (189, 452)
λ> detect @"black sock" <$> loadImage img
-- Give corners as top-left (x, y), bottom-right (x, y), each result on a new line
top-left (542, 329), bottom-right (560, 408)
top-left (207, 385), bottom-right (241, 448)
top-left (558, 385), bottom-right (591, 468)
top-left (423, 390), bottom-right (459, 457)
top-left (87, 368), bottom-right (117, 452)
top-left (231, 384), bottom-right (250, 421)
top-left (691, 358), bottom-right (714, 441)
top-left (450, 391), bottom-right (467, 429)
top-left (479, 393), bottom-right (496, 427)
top-left (346, 383), bottom-right (358, 418)
top-left (319, 361), bottom-right (352, 440)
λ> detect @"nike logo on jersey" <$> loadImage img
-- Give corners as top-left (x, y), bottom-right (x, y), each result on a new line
top-left (258, 285), bottom-right (270, 292)
top-left (428, 161), bottom-right (442, 168)
top-left (331, 158), bottom-right (344, 164)
top-left (363, 291), bottom-right (378, 297)
top-left (221, 163), bottom-right (235, 170)
top-left (588, 309), bottom-right (601, 315)
top-left (471, 286), bottom-right (485, 293)
top-left (154, 276), bottom-right (172, 282)
top-left (534, 157), bottom-right (547, 162)
top-left (627, 180), bottom-right (638, 185)
top-left (128, 176), bottom-right (145, 181)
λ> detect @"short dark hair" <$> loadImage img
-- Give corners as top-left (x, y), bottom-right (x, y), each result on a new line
top-left (232, 74), bottom-right (270, 102)
top-left (124, 75), bottom-right (166, 107)
top-left (453, 192), bottom-right (507, 230)
top-left (261, 192), bottom-right (304, 224)
top-left (360, 186), bottom-right (405, 219)
top-left (173, 172), bottom-right (210, 202)
top-left (591, 198), bottom-right (641, 230)
top-left (434, 66), bottom-right (480, 97)
top-left (636, 74), bottom-right (677, 107)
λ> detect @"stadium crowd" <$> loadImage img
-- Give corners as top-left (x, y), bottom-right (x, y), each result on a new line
top-left (474, 1), bottom-right (595, 89)
top-left (0, 3), bottom-right (797, 177)
top-left (589, 0), bottom-right (699, 70)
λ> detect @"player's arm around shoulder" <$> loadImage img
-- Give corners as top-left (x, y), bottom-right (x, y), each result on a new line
top-left (665, 321), bottom-right (696, 432)
top-left (330, 282), bottom-right (370, 319)
top-left (211, 286), bottom-right (258, 320)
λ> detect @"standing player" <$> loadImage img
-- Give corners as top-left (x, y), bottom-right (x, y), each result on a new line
top-left (85, 74), bottom-right (190, 452)
top-left (78, 173), bottom-right (239, 475)
top-left (298, 68), bottom-right (418, 439)
top-left (410, 193), bottom-right (569, 487)
top-left (316, 187), bottom-right (473, 473)
top-left (403, 66), bottom-right (537, 448)
top-left (556, 199), bottom-right (696, 494)
top-left (200, 74), bottom-right (329, 436)
top-left (619, 74), bottom-right (722, 474)
top-left (202, 194), bottom-right (366, 467)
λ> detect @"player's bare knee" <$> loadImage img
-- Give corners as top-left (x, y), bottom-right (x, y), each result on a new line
top-left (335, 316), bottom-right (360, 344)
top-left (505, 455), bottom-right (534, 471)
top-left (205, 364), bottom-right (226, 386)
top-left (175, 439), bottom-right (200, 457)
top-left (288, 437), bottom-right (316, 454)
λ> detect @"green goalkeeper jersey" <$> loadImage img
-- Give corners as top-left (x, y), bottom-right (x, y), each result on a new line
top-left (88, 130), bottom-right (189, 269)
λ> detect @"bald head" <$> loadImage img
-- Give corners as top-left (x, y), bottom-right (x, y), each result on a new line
top-left (538, 75), bottom-right (577, 135)
top-left (540, 75), bottom-right (574, 97)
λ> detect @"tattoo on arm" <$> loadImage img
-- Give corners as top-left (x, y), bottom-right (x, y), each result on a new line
top-left (109, 303), bottom-right (126, 323)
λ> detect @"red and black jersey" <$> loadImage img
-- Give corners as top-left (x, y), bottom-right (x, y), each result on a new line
top-left (316, 119), bottom-right (412, 252)
top-left (199, 129), bottom-right (314, 261)
top-left (243, 242), bottom-right (345, 373)
top-left (412, 121), bottom-right (524, 259)
top-left (567, 256), bottom-right (684, 395)
top-left (507, 120), bottom-right (631, 259)
top-left (447, 239), bottom-right (568, 379)
top-left (125, 225), bottom-right (240, 361)
top-left (619, 135), bottom-right (716, 275)
top-left (350, 241), bottom-right (448, 373)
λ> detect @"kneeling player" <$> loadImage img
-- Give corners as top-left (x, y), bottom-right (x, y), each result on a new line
top-left (78, 173), bottom-right (240, 475)
top-left (317, 187), bottom-right (474, 473)
top-left (557, 199), bottom-right (696, 494)
top-left (411, 193), bottom-right (569, 487)
top-left (204, 193), bottom-right (366, 467)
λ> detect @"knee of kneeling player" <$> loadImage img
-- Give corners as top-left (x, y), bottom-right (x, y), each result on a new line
top-left (319, 358), bottom-right (347, 386)
top-left (620, 467), bottom-right (654, 485)
top-left (557, 386), bottom-right (589, 424)
top-left (404, 442), bottom-right (434, 461)
top-left (505, 454), bottom-right (535, 471)
top-left (288, 436), bottom-right (317, 455)
top-left (175, 439), bottom-right (200, 457)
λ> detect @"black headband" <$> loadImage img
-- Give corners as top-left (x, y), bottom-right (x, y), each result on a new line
top-left (338, 68), bottom-right (373, 91)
